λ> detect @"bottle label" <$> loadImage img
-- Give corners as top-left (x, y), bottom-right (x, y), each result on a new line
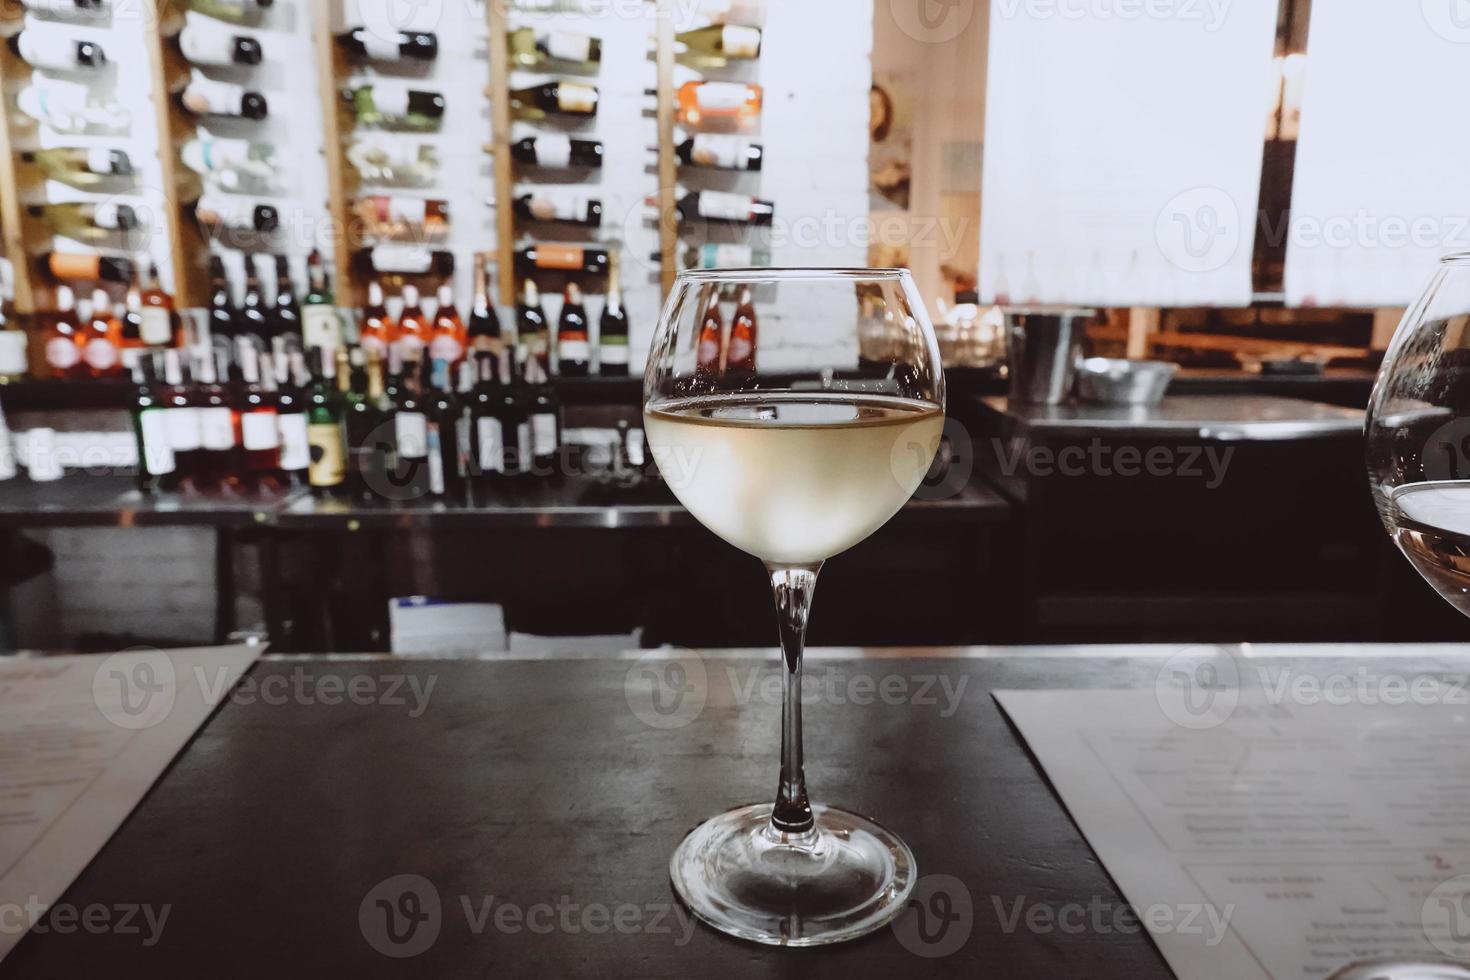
top-left (556, 83), bottom-right (597, 114)
top-left (242, 411), bottom-right (279, 451)
top-left (371, 243), bottom-right (434, 274)
top-left (180, 25), bottom-right (236, 67)
top-left (45, 336), bottom-right (79, 370)
top-left (534, 133), bottom-right (572, 168)
top-left (429, 333), bottom-right (462, 363)
top-left (532, 413), bottom-right (557, 456)
top-left (557, 339), bottom-right (590, 361)
top-left (721, 25), bottom-right (761, 58)
top-left (278, 413), bottom-right (310, 470)
top-left (477, 417), bottom-right (504, 473)
top-left (727, 334), bottom-right (753, 366)
top-left (698, 334), bottom-right (722, 367)
top-left (165, 406), bottom-right (202, 452)
top-left (515, 421), bottom-right (531, 472)
top-left (83, 337), bottom-right (118, 371)
top-left (395, 334), bottom-right (425, 361)
top-left (360, 334), bottom-right (389, 357)
top-left (700, 243), bottom-right (754, 268)
top-left (545, 31), bottom-right (591, 63)
top-left (138, 307), bottom-right (173, 346)
top-left (693, 81), bottom-right (751, 113)
top-left (86, 147), bottom-right (115, 175)
top-left (301, 305), bottom-right (344, 350)
top-left (427, 422), bottom-right (445, 495)
top-left (0, 331), bottom-right (27, 375)
top-left (18, 33), bottom-right (80, 71)
top-left (361, 32), bottom-right (404, 61)
top-left (396, 412), bottom-right (428, 459)
top-left (373, 84), bottom-right (412, 118)
top-left (308, 421), bottom-right (346, 486)
top-left (139, 410), bottom-right (176, 476)
top-left (691, 134), bottom-right (751, 170)
top-left (531, 243), bottom-right (583, 270)
top-left (696, 190), bottom-right (754, 222)
top-left (199, 406), bottom-right (235, 450)
top-left (598, 343), bottom-right (630, 365)
top-left (183, 77), bottom-right (247, 116)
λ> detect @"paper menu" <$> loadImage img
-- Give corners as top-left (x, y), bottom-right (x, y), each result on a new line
top-left (996, 686), bottom-right (1470, 979)
top-left (0, 645), bottom-right (258, 961)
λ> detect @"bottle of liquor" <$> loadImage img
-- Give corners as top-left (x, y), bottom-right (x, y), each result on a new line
top-left (498, 350), bottom-right (531, 479)
top-left (239, 264), bottom-right (270, 340)
top-left (668, 133), bottom-right (763, 172)
top-left (16, 81), bottom-right (129, 133)
top-left (673, 23), bottom-right (761, 67)
top-left (179, 77), bottom-right (268, 120)
top-left (364, 244), bottom-right (453, 278)
top-left (300, 249), bottom-right (344, 353)
top-left (44, 286), bottom-right (84, 380)
top-left (515, 278), bottom-right (548, 376)
top-left (178, 23), bottom-right (263, 66)
top-left (391, 354), bottom-right (432, 499)
top-left (117, 287), bottom-right (144, 371)
top-left (33, 202), bottom-right (139, 244)
top-left (509, 134), bottom-right (602, 169)
top-left (347, 138), bottom-right (438, 186)
top-left (82, 287), bottom-right (122, 378)
top-left (428, 281), bottom-right (465, 376)
top-left (274, 350), bottom-right (310, 488)
top-left (396, 284), bottom-right (429, 363)
top-left (131, 352), bottom-right (176, 494)
top-left (466, 352), bottom-right (500, 486)
top-left (160, 348), bottom-right (203, 489)
top-left (270, 255), bottom-right (300, 340)
top-left (41, 252), bottom-right (134, 284)
top-left (354, 196), bottom-right (449, 243)
top-left (661, 242), bottom-right (772, 270)
top-left (423, 357), bottom-right (462, 499)
top-left (191, 199), bottom-right (280, 235)
top-left (670, 189), bottom-right (774, 226)
top-left (727, 284), bottom-right (757, 378)
top-left (344, 84), bottom-right (444, 131)
top-left (207, 256), bottom-right (236, 344)
top-left (180, 137), bottom-right (276, 189)
top-left (306, 347), bottom-right (346, 495)
top-left (234, 338), bottom-right (280, 491)
top-left (695, 289), bottom-right (724, 377)
top-left (0, 300), bottom-right (25, 384)
top-left (189, 0), bottom-right (272, 25)
top-left (661, 80), bottom-right (762, 128)
top-left (359, 280), bottom-right (397, 359)
top-left (598, 254), bottom-right (629, 376)
top-left (506, 26), bottom-right (601, 69)
top-left (194, 346), bottom-right (239, 493)
top-left (20, 0), bottom-right (109, 17)
top-left (512, 191), bottom-right (601, 227)
top-left (345, 349), bottom-right (391, 499)
top-left (555, 282), bottom-right (589, 377)
top-left (508, 81), bottom-right (598, 120)
top-left (338, 27), bottom-right (437, 62)
top-left (524, 356), bottom-right (561, 477)
top-left (24, 147), bottom-right (132, 188)
top-left (466, 255), bottom-right (503, 357)
top-left (9, 31), bottom-right (106, 70)
top-left (139, 263), bottom-right (181, 348)
top-left (514, 243), bottom-right (609, 276)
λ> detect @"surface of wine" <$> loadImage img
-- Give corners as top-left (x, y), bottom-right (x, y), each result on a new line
top-left (1390, 481), bottom-right (1470, 616)
top-left (645, 394), bottom-right (943, 564)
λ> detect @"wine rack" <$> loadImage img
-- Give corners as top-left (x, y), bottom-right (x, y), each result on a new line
top-left (144, 0), bottom-right (206, 308)
top-left (0, 9), bottom-right (35, 317)
top-left (311, 0), bottom-right (357, 307)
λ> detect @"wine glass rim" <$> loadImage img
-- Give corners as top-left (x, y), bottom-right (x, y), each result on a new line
top-left (674, 267), bottom-right (911, 283)
top-left (1441, 252), bottom-right (1470, 265)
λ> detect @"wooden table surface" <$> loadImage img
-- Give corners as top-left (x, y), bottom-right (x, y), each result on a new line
top-left (8, 645), bottom-right (1467, 978)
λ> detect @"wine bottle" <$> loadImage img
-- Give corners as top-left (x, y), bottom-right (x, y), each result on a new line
top-left (179, 76), bottom-right (268, 119)
top-left (306, 347), bottom-right (346, 495)
top-left (9, 31), bottom-right (106, 70)
top-left (347, 139), bottom-right (438, 186)
top-left (190, 199), bottom-right (280, 235)
top-left (30, 202), bottom-right (140, 242)
top-left (354, 196), bottom-right (448, 244)
top-left (0, 302), bottom-right (29, 383)
top-left (467, 254), bottom-right (503, 356)
top-left (359, 280), bottom-right (397, 359)
top-left (344, 84), bottom-right (444, 131)
top-left (44, 286), bottom-right (85, 379)
top-left (22, 0), bottom-right (109, 19)
top-left (24, 147), bottom-right (132, 188)
top-left (207, 255), bottom-right (236, 343)
top-left (17, 80), bottom-right (129, 133)
top-left (428, 282), bottom-right (465, 371)
top-left (234, 338), bottom-right (280, 491)
top-left (660, 80), bottom-right (762, 127)
top-left (395, 284), bottom-right (430, 363)
top-left (138, 262), bottom-right (180, 348)
top-left (131, 352), bottom-right (177, 494)
top-left (555, 282), bottom-right (589, 377)
top-left (338, 27), bottom-right (437, 62)
top-left (663, 242), bottom-right (772, 270)
top-left (180, 137), bottom-right (277, 189)
top-left (270, 255), bottom-right (300, 339)
top-left (363, 244), bottom-right (453, 277)
top-left (344, 348), bottom-right (389, 499)
top-left (193, 345), bottom-right (238, 493)
top-left (300, 249), bottom-right (345, 353)
top-left (695, 289), bottom-right (724, 377)
top-left (512, 191), bottom-right (601, 227)
top-left (667, 133), bottom-right (762, 171)
top-left (159, 348), bottom-right (204, 488)
top-left (498, 350), bottom-right (531, 478)
top-left (178, 24), bottom-right (263, 66)
top-left (727, 284), bottom-right (757, 377)
top-left (467, 351), bottom-right (503, 484)
top-left (515, 278), bottom-right (548, 375)
top-left (42, 253), bottom-right (135, 284)
top-left (524, 356), bottom-right (561, 476)
top-left (390, 353), bottom-right (432, 499)
top-left (423, 357), bottom-right (462, 498)
top-left (189, 0), bottom-right (272, 25)
top-left (506, 26), bottom-right (600, 69)
top-left (674, 23), bottom-right (761, 66)
top-left (239, 265), bottom-right (269, 340)
top-left (509, 134), bottom-right (602, 169)
top-left (82, 286), bottom-right (122, 378)
top-left (598, 253), bottom-right (629, 376)
top-left (670, 189), bottom-right (774, 226)
top-left (514, 243), bottom-right (609, 276)
top-left (274, 349), bottom-right (310, 488)
top-left (508, 81), bottom-right (598, 120)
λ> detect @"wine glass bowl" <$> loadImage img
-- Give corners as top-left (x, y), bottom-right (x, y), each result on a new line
top-left (643, 268), bottom-right (945, 946)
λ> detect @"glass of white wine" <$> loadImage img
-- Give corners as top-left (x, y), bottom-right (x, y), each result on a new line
top-left (643, 268), bottom-right (945, 946)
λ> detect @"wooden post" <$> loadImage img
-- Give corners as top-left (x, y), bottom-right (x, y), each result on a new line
top-left (0, 14), bottom-right (33, 316)
top-left (654, 0), bottom-right (678, 298)
top-left (485, 0), bottom-right (517, 307)
top-left (143, 0), bottom-right (206, 307)
top-left (1125, 307), bottom-right (1160, 359)
top-left (312, 0), bottom-right (359, 307)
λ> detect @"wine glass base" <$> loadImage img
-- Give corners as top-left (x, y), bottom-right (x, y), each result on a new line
top-left (1327, 960), bottom-right (1470, 980)
top-left (669, 802), bottom-right (915, 947)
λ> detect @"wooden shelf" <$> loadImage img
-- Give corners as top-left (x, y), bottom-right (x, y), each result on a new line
top-left (144, 0), bottom-right (208, 308)
top-left (311, 0), bottom-right (359, 308)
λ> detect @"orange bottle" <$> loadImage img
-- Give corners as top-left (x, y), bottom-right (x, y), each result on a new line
top-left (395, 283), bottom-right (430, 362)
top-left (43, 286), bottom-right (86, 380)
top-left (428, 281), bottom-right (465, 366)
top-left (358, 280), bottom-right (397, 360)
top-left (82, 287), bottom-right (124, 378)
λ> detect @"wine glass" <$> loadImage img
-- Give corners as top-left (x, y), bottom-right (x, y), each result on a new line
top-left (1362, 253), bottom-right (1470, 980)
top-left (644, 268), bottom-right (945, 946)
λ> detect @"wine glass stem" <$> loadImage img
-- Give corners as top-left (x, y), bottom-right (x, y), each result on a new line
top-left (766, 562), bottom-right (821, 836)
